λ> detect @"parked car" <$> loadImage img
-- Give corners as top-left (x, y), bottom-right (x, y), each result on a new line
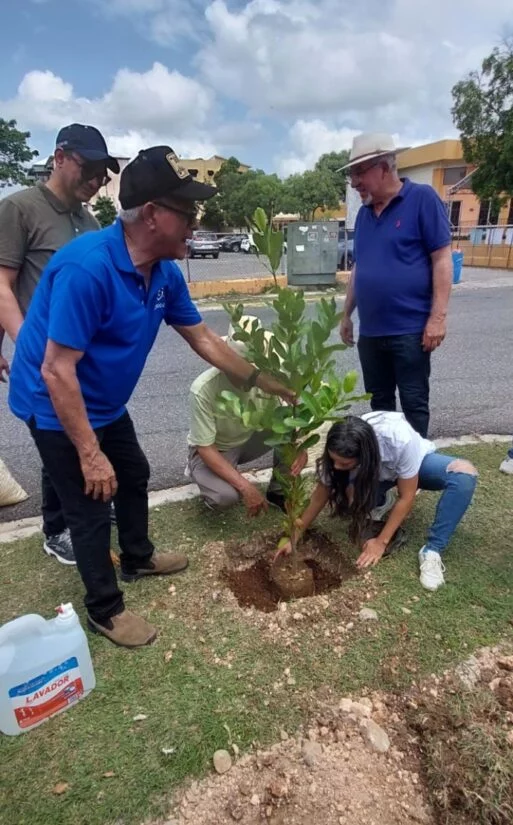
top-left (220, 234), bottom-right (248, 253)
top-left (188, 231), bottom-right (220, 259)
top-left (338, 229), bottom-right (354, 269)
top-left (241, 233), bottom-right (255, 254)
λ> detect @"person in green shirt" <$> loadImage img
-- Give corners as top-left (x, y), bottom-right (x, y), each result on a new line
top-left (187, 318), bottom-right (306, 516)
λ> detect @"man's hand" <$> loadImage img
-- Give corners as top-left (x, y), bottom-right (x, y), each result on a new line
top-left (80, 449), bottom-right (118, 502)
top-left (422, 316), bottom-right (446, 352)
top-left (241, 481), bottom-right (268, 517)
top-left (340, 315), bottom-right (354, 347)
top-left (356, 536), bottom-right (387, 569)
top-left (0, 354), bottom-right (9, 383)
top-left (256, 373), bottom-right (296, 405)
top-left (291, 450), bottom-right (308, 476)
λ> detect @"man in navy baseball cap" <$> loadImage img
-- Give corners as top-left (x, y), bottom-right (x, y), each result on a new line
top-left (55, 123), bottom-right (120, 173)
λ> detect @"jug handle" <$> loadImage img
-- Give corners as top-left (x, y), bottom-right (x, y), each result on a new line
top-left (0, 615), bottom-right (47, 644)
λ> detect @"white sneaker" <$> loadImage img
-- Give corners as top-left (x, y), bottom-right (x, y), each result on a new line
top-left (499, 457), bottom-right (513, 475)
top-left (371, 486), bottom-right (397, 521)
top-left (418, 547), bottom-right (445, 591)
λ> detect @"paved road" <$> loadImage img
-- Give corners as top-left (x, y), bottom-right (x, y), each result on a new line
top-left (1, 277), bottom-right (513, 522)
top-left (180, 250), bottom-right (285, 282)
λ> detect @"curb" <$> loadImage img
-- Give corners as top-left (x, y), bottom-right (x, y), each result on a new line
top-left (187, 271), bottom-right (350, 300)
top-left (0, 434), bottom-right (510, 545)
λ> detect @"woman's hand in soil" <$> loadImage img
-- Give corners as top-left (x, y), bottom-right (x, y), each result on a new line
top-left (356, 537), bottom-right (387, 569)
top-left (241, 482), bottom-right (268, 517)
top-left (290, 451), bottom-right (308, 476)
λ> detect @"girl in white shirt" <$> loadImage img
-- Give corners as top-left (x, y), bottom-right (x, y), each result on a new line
top-left (278, 412), bottom-right (478, 591)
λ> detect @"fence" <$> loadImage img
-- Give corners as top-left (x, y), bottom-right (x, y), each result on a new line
top-left (451, 223), bottom-right (513, 269)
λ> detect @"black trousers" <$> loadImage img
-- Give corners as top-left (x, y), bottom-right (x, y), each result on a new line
top-left (29, 412), bottom-right (154, 622)
top-left (357, 333), bottom-right (431, 438)
top-left (41, 467), bottom-right (67, 538)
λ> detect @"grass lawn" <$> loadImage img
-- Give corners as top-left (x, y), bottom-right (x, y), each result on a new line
top-left (0, 443), bottom-right (512, 825)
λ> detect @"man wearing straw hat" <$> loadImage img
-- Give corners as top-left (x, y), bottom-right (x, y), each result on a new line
top-left (339, 133), bottom-right (452, 438)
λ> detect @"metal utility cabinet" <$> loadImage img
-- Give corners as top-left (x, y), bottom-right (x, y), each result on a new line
top-left (286, 221), bottom-right (338, 288)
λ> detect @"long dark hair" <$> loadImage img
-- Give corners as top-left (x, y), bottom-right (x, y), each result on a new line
top-left (317, 416), bottom-right (381, 543)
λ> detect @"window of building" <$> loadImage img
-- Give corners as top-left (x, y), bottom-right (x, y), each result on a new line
top-left (478, 199), bottom-right (500, 225)
top-left (448, 201), bottom-right (461, 228)
top-left (188, 168), bottom-right (199, 178)
top-left (443, 167), bottom-right (467, 186)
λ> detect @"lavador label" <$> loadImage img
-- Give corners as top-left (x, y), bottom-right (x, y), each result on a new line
top-left (9, 657), bottom-right (84, 729)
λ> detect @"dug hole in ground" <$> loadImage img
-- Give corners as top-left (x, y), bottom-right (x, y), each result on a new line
top-left (164, 646), bottom-right (513, 825)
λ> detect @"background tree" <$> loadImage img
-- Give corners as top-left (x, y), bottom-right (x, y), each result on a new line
top-left (282, 169), bottom-right (339, 220)
top-left (0, 118), bottom-right (38, 187)
top-left (201, 196), bottom-right (226, 231)
top-left (314, 150), bottom-right (350, 198)
top-left (92, 195), bottom-right (117, 227)
top-left (452, 40), bottom-right (513, 202)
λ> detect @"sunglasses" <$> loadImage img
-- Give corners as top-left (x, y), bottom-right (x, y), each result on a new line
top-left (154, 201), bottom-right (198, 227)
top-left (68, 153), bottom-right (111, 187)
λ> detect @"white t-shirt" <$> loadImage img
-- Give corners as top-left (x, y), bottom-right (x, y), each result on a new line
top-left (362, 412), bottom-right (436, 480)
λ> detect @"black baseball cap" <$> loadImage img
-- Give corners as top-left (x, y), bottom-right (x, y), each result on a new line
top-left (55, 124), bottom-right (120, 174)
top-left (119, 145), bottom-right (217, 209)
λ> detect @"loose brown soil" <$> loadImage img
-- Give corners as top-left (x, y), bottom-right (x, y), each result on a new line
top-left (221, 529), bottom-right (356, 612)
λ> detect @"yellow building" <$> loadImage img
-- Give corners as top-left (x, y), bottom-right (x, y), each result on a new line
top-left (397, 139), bottom-right (513, 228)
top-left (181, 155), bottom-right (250, 182)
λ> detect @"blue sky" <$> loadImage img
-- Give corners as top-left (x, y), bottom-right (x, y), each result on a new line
top-left (1, 0), bottom-right (512, 175)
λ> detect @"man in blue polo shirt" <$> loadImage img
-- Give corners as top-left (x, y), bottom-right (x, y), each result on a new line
top-left (339, 133), bottom-right (452, 437)
top-left (9, 145), bottom-right (294, 649)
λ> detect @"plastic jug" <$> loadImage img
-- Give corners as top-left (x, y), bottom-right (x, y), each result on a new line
top-left (0, 603), bottom-right (95, 736)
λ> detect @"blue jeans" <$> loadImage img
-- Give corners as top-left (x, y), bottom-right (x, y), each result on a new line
top-left (508, 443), bottom-right (513, 459)
top-left (377, 452), bottom-right (477, 554)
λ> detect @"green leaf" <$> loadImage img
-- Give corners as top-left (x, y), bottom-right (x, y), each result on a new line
top-left (343, 370), bottom-right (359, 394)
top-left (268, 228), bottom-right (284, 274)
top-left (299, 433), bottom-right (321, 451)
top-left (252, 207), bottom-right (268, 234)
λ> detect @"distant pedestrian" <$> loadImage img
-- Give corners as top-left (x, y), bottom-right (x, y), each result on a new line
top-left (339, 133), bottom-right (453, 437)
top-left (0, 123), bottom-right (118, 564)
top-left (8, 146), bottom-right (295, 648)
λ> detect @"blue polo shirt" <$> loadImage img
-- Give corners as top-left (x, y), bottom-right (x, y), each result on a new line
top-left (9, 219), bottom-right (202, 430)
top-left (354, 179), bottom-right (451, 337)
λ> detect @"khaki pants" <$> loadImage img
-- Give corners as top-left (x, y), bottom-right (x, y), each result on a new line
top-left (188, 432), bottom-right (283, 509)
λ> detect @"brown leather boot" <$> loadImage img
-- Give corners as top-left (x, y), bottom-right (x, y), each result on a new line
top-left (120, 552), bottom-right (189, 583)
top-left (87, 610), bottom-right (157, 648)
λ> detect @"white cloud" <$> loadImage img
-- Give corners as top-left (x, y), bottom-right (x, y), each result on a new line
top-left (198, 0), bottom-right (513, 140)
top-left (277, 120), bottom-right (360, 177)
top-left (2, 63), bottom-right (216, 159)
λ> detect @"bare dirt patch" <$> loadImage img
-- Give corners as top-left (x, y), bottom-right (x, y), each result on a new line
top-left (221, 529), bottom-right (356, 612)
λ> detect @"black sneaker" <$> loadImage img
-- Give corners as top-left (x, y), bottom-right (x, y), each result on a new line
top-left (266, 490), bottom-right (286, 512)
top-left (43, 529), bottom-right (76, 566)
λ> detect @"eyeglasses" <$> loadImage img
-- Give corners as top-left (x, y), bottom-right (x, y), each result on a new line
top-left (346, 160), bottom-right (382, 181)
top-left (68, 153), bottom-right (111, 187)
top-left (154, 201), bottom-right (198, 227)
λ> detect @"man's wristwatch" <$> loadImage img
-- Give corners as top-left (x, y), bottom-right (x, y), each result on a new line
top-left (242, 367), bottom-right (261, 391)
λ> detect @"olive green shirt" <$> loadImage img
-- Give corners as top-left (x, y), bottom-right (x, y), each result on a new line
top-left (0, 182), bottom-right (99, 314)
top-left (188, 368), bottom-right (276, 451)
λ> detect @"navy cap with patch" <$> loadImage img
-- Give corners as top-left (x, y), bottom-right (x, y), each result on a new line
top-left (119, 146), bottom-right (217, 209)
top-left (55, 124), bottom-right (120, 174)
